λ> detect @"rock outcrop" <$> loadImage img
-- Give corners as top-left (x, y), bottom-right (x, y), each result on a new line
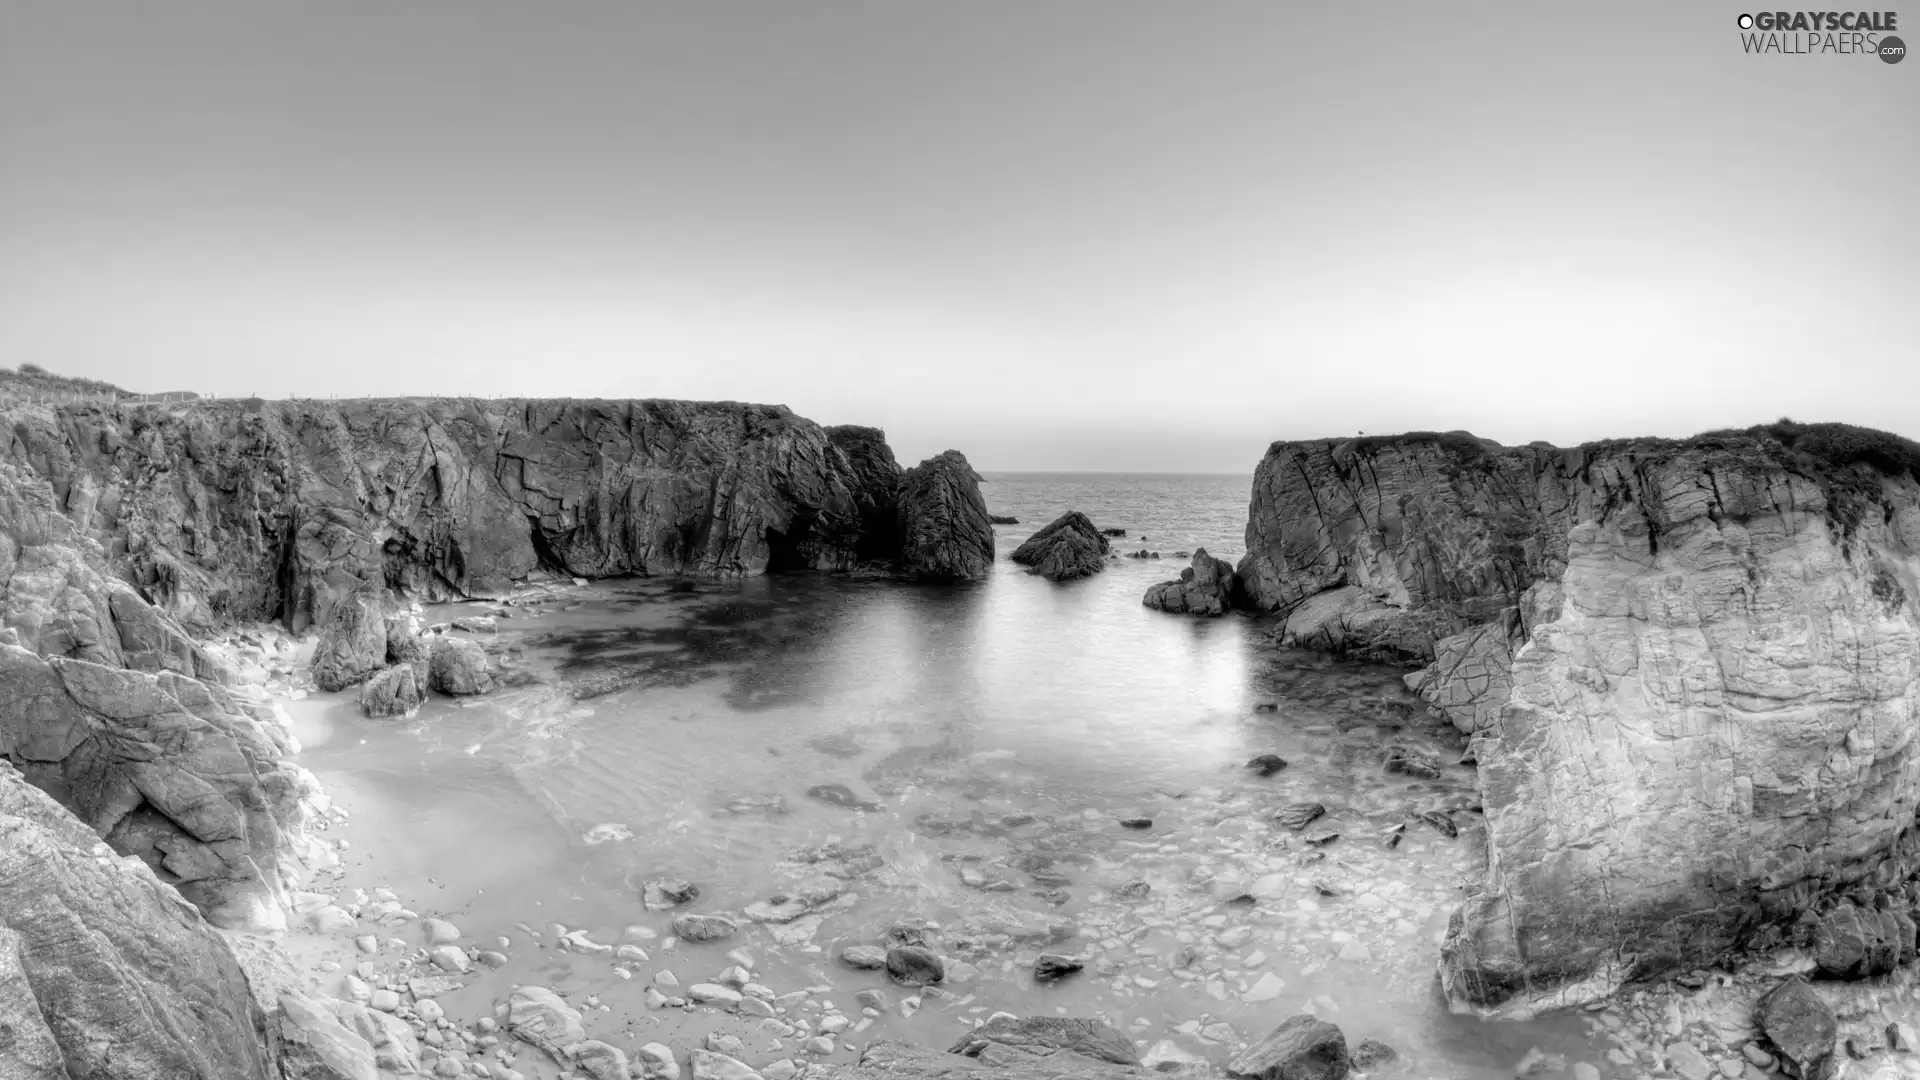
top-left (0, 758), bottom-right (279, 1078)
top-left (1010, 512), bottom-right (1108, 581)
top-left (897, 451), bottom-right (995, 583)
top-left (1, 398), bottom-right (992, 653)
top-left (1236, 422), bottom-right (1920, 1017)
top-left (1142, 548), bottom-right (1238, 615)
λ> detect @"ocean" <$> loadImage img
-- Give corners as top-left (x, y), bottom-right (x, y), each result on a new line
top-left (287, 472), bottom-right (1605, 1078)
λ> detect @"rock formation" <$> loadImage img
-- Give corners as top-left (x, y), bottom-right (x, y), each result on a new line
top-left (1010, 511), bottom-right (1108, 581)
top-left (1142, 548), bottom-right (1238, 615)
top-left (896, 451), bottom-right (995, 582)
top-left (0, 758), bottom-right (279, 1079)
top-left (1, 398), bottom-right (992, 655)
top-left (1234, 422), bottom-right (1920, 1017)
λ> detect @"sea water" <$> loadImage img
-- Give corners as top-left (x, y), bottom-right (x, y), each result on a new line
top-left (285, 473), bottom-right (1612, 1077)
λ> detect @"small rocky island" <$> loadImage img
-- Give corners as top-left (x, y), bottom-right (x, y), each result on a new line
top-left (1009, 512), bottom-right (1110, 581)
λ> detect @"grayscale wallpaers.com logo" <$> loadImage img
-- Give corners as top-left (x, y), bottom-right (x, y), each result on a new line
top-left (1737, 10), bottom-right (1904, 60)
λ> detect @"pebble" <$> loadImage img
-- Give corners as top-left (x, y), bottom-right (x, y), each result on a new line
top-left (1665, 1042), bottom-right (1713, 1080)
top-left (717, 965), bottom-right (751, 989)
top-left (635, 1044), bottom-right (681, 1080)
top-left (762, 1061), bottom-right (798, 1080)
top-left (805, 1037), bottom-right (835, 1055)
top-left (355, 935), bottom-right (379, 954)
top-left (428, 945), bottom-right (470, 974)
top-left (840, 946), bottom-right (888, 970)
top-left (422, 918), bottom-right (461, 944)
top-left (656, 971), bottom-right (681, 990)
top-left (1243, 972), bottom-right (1286, 1003)
top-left (371, 990), bottom-right (401, 1012)
top-left (740, 997), bottom-right (777, 1018)
top-left (689, 984), bottom-right (744, 1007)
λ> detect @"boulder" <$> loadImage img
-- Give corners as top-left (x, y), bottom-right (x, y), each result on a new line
top-left (1755, 977), bottom-right (1835, 1079)
top-left (0, 760), bottom-right (277, 1079)
top-left (1227, 1015), bottom-right (1350, 1080)
top-left (816, 1040), bottom-right (1138, 1080)
top-left (672, 914), bottom-right (739, 942)
top-left (358, 664), bottom-right (423, 718)
top-left (1142, 548), bottom-right (1238, 616)
top-left (896, 451), bottom-right (994, 582)
top-left (428, 637), bottom-right (494, 696)
top-left (1010, 512), bottom-right (1109, 581)
top-left (885, 944), bottom-right (945, 986)
top-left (568, 1040), bottom-right (632, 1080)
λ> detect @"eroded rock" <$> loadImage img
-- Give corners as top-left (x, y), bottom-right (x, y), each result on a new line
top-left (1143, 548), bottom-right (1239, 616)
top-left (1011, 512), bottom-right (1109, 581)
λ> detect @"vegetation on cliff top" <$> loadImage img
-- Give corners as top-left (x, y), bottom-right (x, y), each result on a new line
top-left (0, 364), bottom-right (197, 405)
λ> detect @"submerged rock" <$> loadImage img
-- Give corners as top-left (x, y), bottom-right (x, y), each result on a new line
top-left (840, 945), bottom-right (889, 970)
top-left (644, 879), bottom-right (701, 910)
top-left (1142, 548), bottom-right (1239, 616)
top-left (1247, 754), bottom-right (1290, 777)
top-left (1227, 1015), bottom-right (1350, 1080)
top-left (896, 450), bottom-right (994, 583)
top-left (1274, 802), bottom-right (1327, 830)
top-left (951, 1015), bottom-right (1141, 1067)
top-left (507, 985), bottom-right (586, 1057)
top-left (1033, 953), bottom-right (1085, 982)
top-left (807, 783), bottom-right (881, 811)
top-left (1010, 512), bottom-right (1110, 581)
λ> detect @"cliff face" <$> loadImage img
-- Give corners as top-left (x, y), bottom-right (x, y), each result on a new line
top-left (1238, 424), bottom-right (1920, 1015)
top-left (4, 398), bottom-right (983, 638)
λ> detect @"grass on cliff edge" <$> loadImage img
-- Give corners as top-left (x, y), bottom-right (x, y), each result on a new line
top-left (0, 364), bottom-right (199, 405)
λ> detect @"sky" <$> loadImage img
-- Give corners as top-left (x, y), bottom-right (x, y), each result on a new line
top-left (1, 3), bottom-right (1913, 472)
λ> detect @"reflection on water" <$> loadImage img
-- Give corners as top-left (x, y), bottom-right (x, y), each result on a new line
top-left (293, 555), bottom-right (1608, 1078)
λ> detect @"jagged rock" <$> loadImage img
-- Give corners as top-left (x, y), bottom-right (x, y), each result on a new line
top-left (0, 760), bottom-right (277, 1079)
top-left (1382, 745), bottom-right (1442, 779)
top-left (0, 641), bottom-right (318, 930)
top-left (1755, 978), bottom-right (1835, 1079)
top-left (1227, 1015), bottom-right (1349, 1080)
top-left (691, 1049), bottom-right (764, 1080)
top-left (311, 585), bottom-right (387, 692)
top-left (359, 664), bottom-right (423, 718)
top-left (276, 989), bottom-right (378, 1080)
top-left (1349, 1040), bottom-right (1395, 1069)
top-left (1236, 425), bottom-right (1920, 1015)
top-left (327, 1000), bottom-right (419, 1075)
top-left (951, 1015), bottom-right (1141, 1066)
top-left (1142, 548), bottom-right (1238, 616)
top-left (885, 944), bottom-right (945, 986)
top-left (506, 985), bottom-right (586, 1058)
top-left (637, 1043), bottom-right (684, 1080)
top-left (1010, 512), bottom-right (1109, 581)
top-left (428, 637), bottom-right (494, 695)
top-left (897, 451), bottom-right (994, 582)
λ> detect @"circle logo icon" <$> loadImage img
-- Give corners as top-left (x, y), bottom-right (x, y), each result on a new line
top-left (1881, 35), bottom-right (1907, 63)
top-left (1738, 13), bottom-right (1754, 28)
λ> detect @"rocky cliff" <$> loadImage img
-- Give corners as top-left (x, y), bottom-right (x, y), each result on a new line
top-left (1237, 422), bottom-right (1920, 1016)
top-left (0, 758), bottom-right (279, 1079)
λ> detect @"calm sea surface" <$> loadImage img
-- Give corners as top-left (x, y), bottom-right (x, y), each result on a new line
top-left (289, 473), bottom-right (1610, 1078)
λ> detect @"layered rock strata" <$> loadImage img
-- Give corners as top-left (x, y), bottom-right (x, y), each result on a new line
top-left (1234, 423), bottom-right (1920, 1016)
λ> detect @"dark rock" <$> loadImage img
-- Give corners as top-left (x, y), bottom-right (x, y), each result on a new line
top-left (1142, 548), bottom-right (1239, 616)
top-left (1304, 831), bottom-right (1340, 847)
top-left (885, 945), bottom-right (945, 986)
top-left (897, 451), bottom-right (994, 582)
top-left (1113, 880), bottom-right (1151, 901)
top-left (807, 783), bottom-right (881, 811)
top-left (1349, 1039), bottom-right (1396, 1069)
top-left (1247, 754), bottom-right (1290, 776)
top-left (0, 760), bottom-right (278, 1080)
top-left (1419, 810), bottom-right (1457, 838)
top-left (1010, 512), bottom-right (1110, 582)
top-left (1814, 900), bottom-right (1901, 979)
top-left (1100, 528), bottom-right (1127, 537)
top-left (643, 879), bottom-right (700, 910)
top-left (670, 914), bottom-right (738, 943)
top-left (1119, 817), bottom-right (1152, 830)
top-left (990, 515), bottom-right (1019, 525)
top-left (1382, 745), bottom-right (1443, 780)
top-left (1755, 977), bottom-right (1835, 1079)
top-left (1274, 803), bottom-right (1327, 830)
top-left (1033, 954), bottom-right (1085, 982)
top-left (1227, 1015), bottom-right (1350, 1080)
top-left (951, 1015), bottom-right (1141, 1067)
top-left (882, 922), bottom-right (933, 948)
